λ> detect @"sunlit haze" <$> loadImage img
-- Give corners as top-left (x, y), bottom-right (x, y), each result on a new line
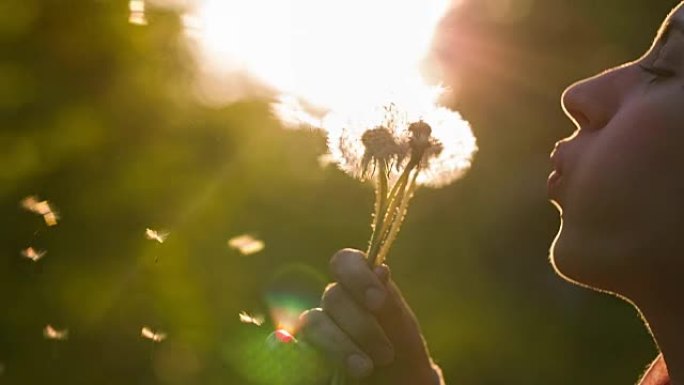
top-left (183, 0), bottom-right (457, 109)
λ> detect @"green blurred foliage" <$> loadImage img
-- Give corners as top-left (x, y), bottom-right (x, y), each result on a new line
top-left (0, 0), bottom-right (677, 384)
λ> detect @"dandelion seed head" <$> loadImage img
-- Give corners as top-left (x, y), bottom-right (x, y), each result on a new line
top-left (408, 120), bottom-right (433, 151)
top-left (324, 101), bottom-right (409, 180)
top-left (239, 311), bottom-right (264, 326)
top-left (21, 247), bottom-right (46, 262)
top-left (142, 327), bottom-right (167, 342)
top-left (409, 120), bottom-right (432, 140)
top-left (360, 127), bottom-right (403, 177)
top-left (43, 325), bottom-right (68, 340)
top-left (413, 107), bottom-right (478, 188)
top-left (322, 87), bottom-right (476, 187)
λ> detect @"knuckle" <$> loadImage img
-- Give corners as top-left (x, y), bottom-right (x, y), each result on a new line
top-left (299, 308), bottom-right (326, 331)
top-left (330, 248), bottom-right (365, 274)
top-left (354, 319), bottom-right (383, 345)
top-left (321, 283), bottom-right (345, 311)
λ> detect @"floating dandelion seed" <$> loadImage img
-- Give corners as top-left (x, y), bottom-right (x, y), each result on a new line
top-left (145, 228), bottom-right (168, 244)
top-left (21, 247), bottom-right (46, 262)
top-left (239, 311), bottom-right (264, 326)
top-left (141, 327), bottom-right (166, 342)
top-left (129, 0), bottom-right (148, 25)
top-left (228, 234), bottom-right (265, 256)
top-left (21, 195), bottom-right (59, 226)
top-left (43, 325), bottom-right (68, 340)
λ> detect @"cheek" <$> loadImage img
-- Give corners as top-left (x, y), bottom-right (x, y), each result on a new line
top-left (568, 96), bottom-right (684, 229)
top-left (553, 97), bottom-right (684, 290)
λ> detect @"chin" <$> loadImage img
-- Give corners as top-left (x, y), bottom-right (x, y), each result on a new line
top-left (549, 220), bottom-right (629, 296)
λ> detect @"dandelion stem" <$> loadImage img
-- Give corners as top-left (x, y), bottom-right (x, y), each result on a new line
top-left (367, 160), bottom-right (388, 259)
top-left (385, 160), bottom-right (415, 211)
top-left (367, 163), bottom-right (411, 266)
top-left (367, 148), bottom-right (425, 266)
top-left (375, 170), bottom-right (419, 265)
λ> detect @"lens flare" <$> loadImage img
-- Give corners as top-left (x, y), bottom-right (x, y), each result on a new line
top-left (269, 329), bottom-right (297, 344)
top-left (263, 264), bottom-right (325, 335)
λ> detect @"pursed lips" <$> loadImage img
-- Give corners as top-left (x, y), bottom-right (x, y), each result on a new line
top-left (548, 144), bottom-right (566, 203)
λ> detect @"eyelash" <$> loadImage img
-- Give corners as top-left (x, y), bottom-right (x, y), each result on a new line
top-left (639, 64), bottom-right (676, 83)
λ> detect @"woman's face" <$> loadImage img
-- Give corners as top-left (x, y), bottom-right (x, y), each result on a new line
top-left (550, 3), bottom-right (684, 295)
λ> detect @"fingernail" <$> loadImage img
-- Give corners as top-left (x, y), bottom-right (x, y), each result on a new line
top-left (365, 287), bottom-right (386, 311)
top-left (346, 354), bottom-right (372, 378)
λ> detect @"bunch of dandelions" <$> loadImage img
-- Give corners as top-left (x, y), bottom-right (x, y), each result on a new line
top-left (273, 96), bottom-right (477, 385)
top-left (325, 102), bottom-right (478, 267)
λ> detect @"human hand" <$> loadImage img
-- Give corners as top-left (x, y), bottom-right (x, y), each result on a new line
top-left (299, 249), bottom-right (443, 384)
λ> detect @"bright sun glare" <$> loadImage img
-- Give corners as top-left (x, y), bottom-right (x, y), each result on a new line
top-left (183, 0), bottom-right (457, 109)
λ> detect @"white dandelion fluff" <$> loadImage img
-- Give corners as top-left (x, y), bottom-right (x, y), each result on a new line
top-left (323, 98), bottom-right (477, 188)
top-left (411, 106), bottom-right (478, 188)
top-left (324, 102), bottom-right (409, 180)
top-left (317, 87), bottom-right (478, 268)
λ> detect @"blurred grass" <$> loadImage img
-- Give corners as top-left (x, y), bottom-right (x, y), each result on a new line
top-left (0, 0), bottom-right (674, 384)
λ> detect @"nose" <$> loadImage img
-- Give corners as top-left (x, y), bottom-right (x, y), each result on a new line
top-left (560, 67), bottom-right (623, 132)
